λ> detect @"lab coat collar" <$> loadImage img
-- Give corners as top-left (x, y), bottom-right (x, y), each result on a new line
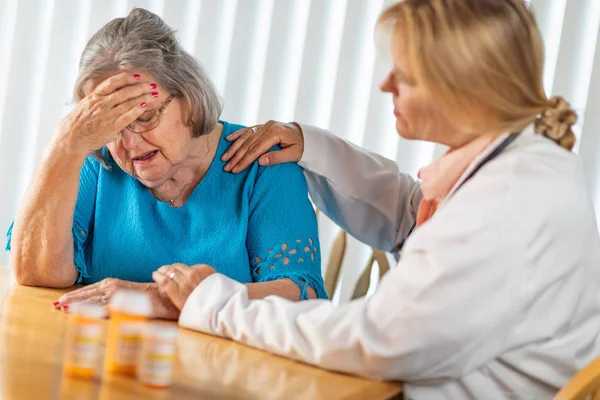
top-left (438, 124), bottom-right (533, 208)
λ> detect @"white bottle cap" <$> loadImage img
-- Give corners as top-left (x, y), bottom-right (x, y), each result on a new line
top-left (143, 323), bottom-right (179, 340)
top-left (69, 301), bottom-right (107, 319)
top-left (109, 289), bottom-right (152, 317)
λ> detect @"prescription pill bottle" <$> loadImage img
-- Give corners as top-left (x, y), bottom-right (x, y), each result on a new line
top-left (104, 290), bottom-right (152, 377)
top-left (138, 323), bottom-right (178, 388)
top-left (63, 302), bottom-right (105, 380)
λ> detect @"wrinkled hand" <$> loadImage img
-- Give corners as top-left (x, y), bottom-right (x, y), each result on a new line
top-left (57, 71), bottom-right (160, 154)
top-left (53, 278), bottom-right (180, 320)
top-left (152, 264), bottom-right (217, 310)
top-left (221, 120), bottom-right (304, 173)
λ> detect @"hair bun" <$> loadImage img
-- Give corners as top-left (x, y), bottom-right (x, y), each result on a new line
top-left (534, 96), bottom-right (577, 150)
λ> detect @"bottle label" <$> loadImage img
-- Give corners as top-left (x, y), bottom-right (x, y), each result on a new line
top-left (139, 341), bottom-right (176, 386)
top-left (72, 324), bottom-right (102, 368)
top-left (115, 322), bottom-right (144, 366)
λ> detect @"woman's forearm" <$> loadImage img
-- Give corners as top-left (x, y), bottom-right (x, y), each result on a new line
top-left (246, 279), bottom-right (317, 301)
top-left (10, 134), bottom-right (88, 287)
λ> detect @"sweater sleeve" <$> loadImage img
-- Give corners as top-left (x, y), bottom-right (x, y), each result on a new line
top-left (246, 160), bottom-right (327, 300)
top-left (71, 156), bottom-right (100, 282)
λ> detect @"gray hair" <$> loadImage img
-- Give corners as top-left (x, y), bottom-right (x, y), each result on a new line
top-left (74, 7), bottom-right (222, 139)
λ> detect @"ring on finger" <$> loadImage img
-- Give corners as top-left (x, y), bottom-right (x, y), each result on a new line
top-left (100, 295), bottom-right (108, 304)
top-left (168, 271), bottom-right (177, 280)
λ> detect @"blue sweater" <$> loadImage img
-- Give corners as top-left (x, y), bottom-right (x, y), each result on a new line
top-left (6, 121), bottom-right (327, 300)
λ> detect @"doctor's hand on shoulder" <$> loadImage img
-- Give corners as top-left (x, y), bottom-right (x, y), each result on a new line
top-left (221, 120), bottom-right (305, 173)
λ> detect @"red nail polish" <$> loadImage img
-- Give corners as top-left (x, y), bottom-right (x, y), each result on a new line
top-left (150, 83), bottom-right (157, 89)
top-left (152, 91), bottom-right (159, 98)
top-left (134, 73), bottom-right (141, 80)
top-left (62, 305), bottom-right (69, 311)
top-left (140, 102), bottom-right (147, 108)
top-left (52, 301), bottom-right (60, 306)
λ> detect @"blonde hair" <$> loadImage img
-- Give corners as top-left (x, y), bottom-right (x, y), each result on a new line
top-left (377, 0), bottom-right (577, 150)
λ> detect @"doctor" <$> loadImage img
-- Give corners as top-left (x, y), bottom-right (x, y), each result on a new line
top-left (152, 0), bottom-right (600, 399)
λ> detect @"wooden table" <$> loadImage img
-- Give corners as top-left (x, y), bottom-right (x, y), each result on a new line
top-left (0, 266), bottom-right (402, 399)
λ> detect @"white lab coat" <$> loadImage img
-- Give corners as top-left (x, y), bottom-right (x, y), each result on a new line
top-left (179, 123), bottom-right (600, 400)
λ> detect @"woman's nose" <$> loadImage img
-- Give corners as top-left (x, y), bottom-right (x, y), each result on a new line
top-left (380, 72), bottom-right (394, 93)
top-left (120, 130), bottom-right (144, 151)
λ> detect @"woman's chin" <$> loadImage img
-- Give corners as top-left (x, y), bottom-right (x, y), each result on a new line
top-left (133, 167), bottom-right (168, 188)
top-left (395, 120), bottom-right (415, 140)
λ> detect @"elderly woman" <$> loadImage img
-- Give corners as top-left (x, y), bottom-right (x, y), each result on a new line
top-left (153, 0), bottom-right (600, 399)
top-left (6, 8), bottom-right (327, 318)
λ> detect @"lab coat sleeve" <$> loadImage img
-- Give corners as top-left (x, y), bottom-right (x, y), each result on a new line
top-left (296, 124), bottom-right (422, 253)
top-left (179, 189), bottom-right (519, 382)
top-left (179, 206), bottom-right (518, 382)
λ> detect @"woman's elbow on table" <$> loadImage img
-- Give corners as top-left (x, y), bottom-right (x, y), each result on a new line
top-left (10, 248), bottom-right (77, 288)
